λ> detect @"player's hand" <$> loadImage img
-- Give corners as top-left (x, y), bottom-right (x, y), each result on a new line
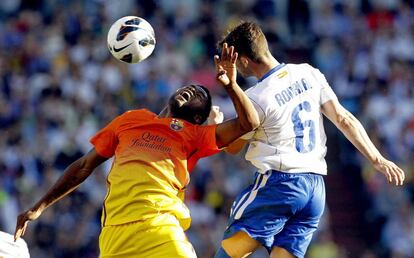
top-left (207, 105), bottom-right (224, 125)
top-left (214, 43), bottom-right (238, 87)
top-left (14, 209), bottom-right (41, 241)
top-left (373, 158), bottom-right (405, 186)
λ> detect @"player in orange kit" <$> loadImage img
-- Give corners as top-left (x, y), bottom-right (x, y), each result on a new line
top-left (14, 43), bottom-right (258, 257)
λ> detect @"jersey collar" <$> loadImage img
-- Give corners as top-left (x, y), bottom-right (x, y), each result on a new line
top-left (258, 63), bottom-right (285, 82)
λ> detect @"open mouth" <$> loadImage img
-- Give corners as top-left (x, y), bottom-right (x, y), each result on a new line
top-left (174, 86), bottom-right (204, 107)
top-left (177, 89), bottom-right (195, 102)
top-left (181, 91), bottom-right (192, 101)
top-left (175, 91), bottom-right (191, 107)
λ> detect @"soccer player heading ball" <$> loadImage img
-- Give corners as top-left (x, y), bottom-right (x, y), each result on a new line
top-left (14, 44), bottom-right (259, 257)
top-left (214, 21), bottom-right (405, 258)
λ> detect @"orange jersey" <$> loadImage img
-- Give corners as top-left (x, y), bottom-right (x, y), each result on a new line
top-left (90, 109), bottom-right (219, 229)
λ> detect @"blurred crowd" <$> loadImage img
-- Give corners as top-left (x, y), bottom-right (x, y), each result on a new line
top-left (0, 0), bottom-right (413, 257)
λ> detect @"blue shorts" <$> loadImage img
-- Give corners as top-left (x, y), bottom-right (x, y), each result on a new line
top-left (223, 170), bottom-right (325, 258)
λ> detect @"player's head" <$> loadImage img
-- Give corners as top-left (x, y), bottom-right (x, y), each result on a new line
top-left (219, 21), bottom-right (270, 77)
top-left (168, 84), bottom-right (212, 125)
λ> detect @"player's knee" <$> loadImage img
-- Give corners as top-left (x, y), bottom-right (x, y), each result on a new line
top-left (219, 242), bottom-right (248, 258)
top-left (270, 246), bottom-right (296, 258)
top-left (220, 236), bottom-right (257, 258)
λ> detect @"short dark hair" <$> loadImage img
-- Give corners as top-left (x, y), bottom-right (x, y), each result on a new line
top-left (218, 21), bottom-right (269, 63)
top-left (169, 85), bottom-right (212, 125)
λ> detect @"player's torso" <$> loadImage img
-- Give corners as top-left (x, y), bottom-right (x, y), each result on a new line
top-left (103, 112), bottom-right (196, 227)
top-left (246, 63), bottom-right (328, 174)
top-left (113, 117), bottom-right (192, 188)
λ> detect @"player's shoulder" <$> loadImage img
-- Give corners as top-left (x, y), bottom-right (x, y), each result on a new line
top-left (244, 85), bottom-right (273, 117)
top-left (113, 109), bottom-right (157, 125)
top-left (285, 62), bottom-right (315, 72)
top-left (286, 63), bottom-right (328, 82)
top-left (0, 231), bottom-right (30, 258)
top-left (245, 84), bottom-right (265, 103)
top-left (189, 123), bottom-right (216, 134)
top-left (122, 109), bottom-right (156, 119)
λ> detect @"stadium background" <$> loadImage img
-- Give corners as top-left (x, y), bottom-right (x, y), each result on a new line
top-left (0, 0), bottom-right (413, 257)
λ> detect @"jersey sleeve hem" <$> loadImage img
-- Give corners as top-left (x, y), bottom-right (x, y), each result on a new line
top-left (90, 138), bottom-right (114, 158)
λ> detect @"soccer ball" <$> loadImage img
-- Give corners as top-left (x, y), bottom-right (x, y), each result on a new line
top-left (107, 16), bottom-right (156, 64)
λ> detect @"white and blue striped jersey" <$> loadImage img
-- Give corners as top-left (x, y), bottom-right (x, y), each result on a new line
top-left (243, 63), bottom-right (338, 175)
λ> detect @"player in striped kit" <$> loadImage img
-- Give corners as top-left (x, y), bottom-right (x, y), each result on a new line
top-left (215, 21), bottom-right (405, 258)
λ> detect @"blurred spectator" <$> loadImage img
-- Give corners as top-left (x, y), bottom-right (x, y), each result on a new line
top-left (0, 1), bottom-right (413, 258)
top-left (382, 200), bottom-right (414, 257)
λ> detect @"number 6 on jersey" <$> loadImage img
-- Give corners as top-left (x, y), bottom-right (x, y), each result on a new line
top-left (291, 101), bottom-right (315, 153)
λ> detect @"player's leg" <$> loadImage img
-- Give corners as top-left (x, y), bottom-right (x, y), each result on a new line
top-left (270, 173), bottom-right (326, 258)
top-left (270, 246), bottom-right (296, 258)
top-left (146, 238), bottom-right (197, 258)
top-left (141, 214), bottom-right (198, 258)
top-left (216, 171), bottom-right (292, 257)
top-left (216, 231), bottom-right (261, 258)
top-left (99, 213), bottom-right (195, 257)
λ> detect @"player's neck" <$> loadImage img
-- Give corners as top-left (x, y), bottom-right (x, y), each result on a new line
top-left (254, 56), bottom-right (279, 80)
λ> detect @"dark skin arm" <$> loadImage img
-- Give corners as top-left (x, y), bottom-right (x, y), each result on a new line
top-left (214, 43), bottom-right (260, 148)
top-left (14, 149), bottom-right (107, 241)
top-left (224, 138), bottom-right (248, 154)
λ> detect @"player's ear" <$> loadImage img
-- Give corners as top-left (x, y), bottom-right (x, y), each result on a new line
top-left (239, 56), bottom-right (249, 67)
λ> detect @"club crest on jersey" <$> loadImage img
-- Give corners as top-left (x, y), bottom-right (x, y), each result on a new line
top-left (170, 119), bottom-right (184, 131)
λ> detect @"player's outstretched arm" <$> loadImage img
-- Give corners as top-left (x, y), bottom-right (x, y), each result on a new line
top-left (14, 149), bottom-right (107, 241)
top-left (224, 138), bottom-right (249, 154)
top-left (321, 99), bottom-right (405, 186)
top-left (213, 43), bottom-right (260, 148)
top-left (207, 105), bottom-right (250, 154)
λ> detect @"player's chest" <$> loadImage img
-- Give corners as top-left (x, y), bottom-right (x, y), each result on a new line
top-left (116, 128), bottom-right (192, 158)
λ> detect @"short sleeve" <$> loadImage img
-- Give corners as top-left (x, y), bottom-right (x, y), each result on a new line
top-left (310, 67), bottom-right (338, 105)
top-left (195, 124), bottom-right (221, 156)
top-left (234, 94), bottom-right (264, 141)
top-left (90, 115), bottom-right (123, 158)
top-left (253, 100), bottom-right (265, 125)
top-left (187, 124), bottom-right (221, 172)
top-left (240, 131), bottom-right (255, 140)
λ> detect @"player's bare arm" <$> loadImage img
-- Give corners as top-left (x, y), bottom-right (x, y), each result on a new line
top-left (321, 99), bottom-right (405, 186)
top-left (224, 138), bottom-right (248, 154)
top-left (214, 43), bottom-right (260, 148)
top-left (14, 149), bottom-right (107, 241)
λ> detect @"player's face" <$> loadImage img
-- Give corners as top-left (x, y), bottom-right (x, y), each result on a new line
top-left (171, 85), bottom-right (208, 107)
top-left (168, 85), bottom-right (210, 124)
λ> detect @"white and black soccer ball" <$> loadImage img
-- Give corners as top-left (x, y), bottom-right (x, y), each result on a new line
top-left (107, 16), bottom-right (156, 64)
